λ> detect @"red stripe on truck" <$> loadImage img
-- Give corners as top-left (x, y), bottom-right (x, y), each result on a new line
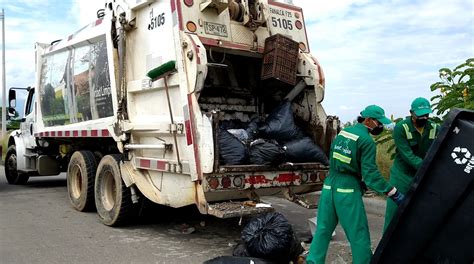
top-left (276, 173), bottom-right (300, 183)
top-left (35, 129), bottom-right (111, 138)
top-left (102, 129), bottom-right (110, 137)
top-left (245, 175), bottom-right (270, 185)
top-left (185, 120), bottom-right (193, 145)
top-left (176, 0), bottom-right (184, 30)
top-left (157, 160), bottom-right (167, 170)
top-left (140, 159), bottom-right (151, 169)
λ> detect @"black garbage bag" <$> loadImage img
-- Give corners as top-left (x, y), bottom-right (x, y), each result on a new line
top-left (246, 117), bottom-right (263, 141)
top-left (249, 139), bottom-right (285, 165)
top-left (233, 242), bottom-right (250, 257)
top-left (220, 119), bottom-right (247, 130)
top-left (241, 212), bottom-right (299, 263)
top-left (284, 137), bottom-right (329, 165)
top-left (219, 129), bottom-right (248, 165)
top-left (258, 101), bottom-right (304, 143)
top-left (227, 129), bottom-right (249, 142)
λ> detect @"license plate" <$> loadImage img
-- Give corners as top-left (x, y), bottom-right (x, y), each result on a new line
top-left (204, 22), bottom-right (228, 37)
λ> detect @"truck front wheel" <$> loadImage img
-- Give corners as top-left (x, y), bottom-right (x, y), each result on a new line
top-left (5, 146), bottom-right (29, 185)
top-left (95, 154), bottom-right (135, 226)
top-left (67, 151), bottom-right (97, 211)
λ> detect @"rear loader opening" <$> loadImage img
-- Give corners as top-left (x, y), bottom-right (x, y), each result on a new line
top-left (197, 50), bottom-right (330, 173)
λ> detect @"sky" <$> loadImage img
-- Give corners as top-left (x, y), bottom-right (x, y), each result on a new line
top-left (1, 0), bottom-right (473, 121)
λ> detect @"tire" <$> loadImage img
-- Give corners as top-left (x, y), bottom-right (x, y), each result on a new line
top-left (67, 151), bottom-right (98, 212)
top-left (4, 145), bottom-right (29, 185)
top-left (95, 154), bottom-right (135, 226)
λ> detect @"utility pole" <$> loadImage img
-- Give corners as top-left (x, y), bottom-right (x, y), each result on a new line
top-left (1, 9), bottom-right (6, 137)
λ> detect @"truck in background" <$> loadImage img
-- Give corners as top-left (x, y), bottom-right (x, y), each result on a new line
top-left (4, 0), bottom-right (339, 226)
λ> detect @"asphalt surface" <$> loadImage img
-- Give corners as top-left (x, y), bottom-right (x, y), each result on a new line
top-left (0, 167), bottom-right (386, 264)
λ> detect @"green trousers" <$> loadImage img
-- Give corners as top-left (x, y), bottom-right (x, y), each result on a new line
top-left (306, 174), bottom-right (372, 264)
top-left (383, 168), bottom-right (412, 232)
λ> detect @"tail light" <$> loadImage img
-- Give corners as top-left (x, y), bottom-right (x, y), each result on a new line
top-left (221, 176), bottom-right (232, 188)
top-left (208, 178), bottom-right (219, 189)
top-left (295, 20), bottom-right (302, 30)
top-left (186, 21), bottom-right (197, 32)
top-left (184, 0), bottom-right (194, 7)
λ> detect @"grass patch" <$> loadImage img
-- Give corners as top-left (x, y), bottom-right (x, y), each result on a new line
top-left (376, 141), bottom-right (394, 181)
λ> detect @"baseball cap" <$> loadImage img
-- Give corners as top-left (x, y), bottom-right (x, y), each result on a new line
top-left (411, 97), bottom-right (432, 116)
top-left (360, 105), bottom-right (392, 125)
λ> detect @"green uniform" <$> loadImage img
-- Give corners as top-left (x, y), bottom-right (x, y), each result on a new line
top-left (383, 118), bottom-right (439, 231)
top-left (307, 123), bottom-right (393, 264)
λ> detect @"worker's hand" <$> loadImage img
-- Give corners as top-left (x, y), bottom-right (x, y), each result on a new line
top-left (388, 188), bottom-right (405, 206)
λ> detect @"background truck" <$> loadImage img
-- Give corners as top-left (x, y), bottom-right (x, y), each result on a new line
top-left (4, 0), bottom-right (339, 226)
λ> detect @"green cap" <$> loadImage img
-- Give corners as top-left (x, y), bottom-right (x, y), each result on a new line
top-left (411, 97), bottom-right (432, 116)
top-left (360, 105), bottom-right (391, 125)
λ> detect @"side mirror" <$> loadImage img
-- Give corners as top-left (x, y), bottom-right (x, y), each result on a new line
top-left (8, 89), bottom-right (16, 108)
top-left (8, 107), bottom-right (16, 118)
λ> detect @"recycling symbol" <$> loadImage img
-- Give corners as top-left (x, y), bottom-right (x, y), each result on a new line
top-left (451, 147), bottom-right (471, 165)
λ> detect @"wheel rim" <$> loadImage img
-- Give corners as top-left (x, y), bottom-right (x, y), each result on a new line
top-left (7, 153), bottom-right (18, 178)
top-left (101, 170), bottom-right (116, 211)
top-left (70, 164), bottom-right (83, 200)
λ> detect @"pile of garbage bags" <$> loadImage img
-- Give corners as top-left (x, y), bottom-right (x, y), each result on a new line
top-left (219, 101), bottom-right (329, 166)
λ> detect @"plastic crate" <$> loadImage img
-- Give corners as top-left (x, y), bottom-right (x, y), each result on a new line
top-left (261, 34), bottom-right (299, 86)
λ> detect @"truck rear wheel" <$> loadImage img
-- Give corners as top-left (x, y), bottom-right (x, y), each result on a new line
top-left (95, 154), bottom-right (135, 226)
top-left (5, 145), bottom-right (29, 185)
top-left (67, 151), bottom-right (98, 212)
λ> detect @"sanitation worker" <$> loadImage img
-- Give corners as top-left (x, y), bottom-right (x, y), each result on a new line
top-left (306, 105), bottom-right (404, 264)
top-left (383, 97), bottom-right (439, 231)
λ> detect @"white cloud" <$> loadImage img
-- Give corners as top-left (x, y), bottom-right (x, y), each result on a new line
top-left (294, 0), bottom-right (473, 121)
top-left (70, 0), bottom-right (105, 26)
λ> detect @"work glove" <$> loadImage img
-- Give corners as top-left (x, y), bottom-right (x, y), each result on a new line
top-left (388, 188), bottom-right (405, 206)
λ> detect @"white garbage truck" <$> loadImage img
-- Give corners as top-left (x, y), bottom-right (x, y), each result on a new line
top-left (4, 0), bottom-right (339, 226)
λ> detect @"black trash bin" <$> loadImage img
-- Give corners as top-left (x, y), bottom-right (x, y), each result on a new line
top-left (372, 109), bottom-right (474, 264)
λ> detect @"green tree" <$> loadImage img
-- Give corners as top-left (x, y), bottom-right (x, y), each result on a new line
top-left (430, 58), bottom-right (474, 116)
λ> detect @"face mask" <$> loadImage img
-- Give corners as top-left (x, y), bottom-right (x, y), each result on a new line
top-left (368, 120), bottom-right (384, 135)
top-left (415, 117), bottom-right (428, 127)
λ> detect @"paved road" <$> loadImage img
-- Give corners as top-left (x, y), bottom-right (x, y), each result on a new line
top-left (0, 167), bottom-right (385, 264)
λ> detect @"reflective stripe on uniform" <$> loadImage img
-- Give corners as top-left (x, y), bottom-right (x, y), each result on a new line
top-left (429, 124), bottom-right (437, 139)
top-left (323, 185), bottom-right (332, 190)
top-left (336, 188), bottom-right (354, 193)
top-left (333, 152), bottom-right (352, 164)
top-left (402, 123), bottom-right (413, 140)
top-left (339, 130), bottom-right (359, 141)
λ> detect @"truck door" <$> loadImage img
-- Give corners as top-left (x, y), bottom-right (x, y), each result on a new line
top-left (20, 88), bottom-right (36, 149)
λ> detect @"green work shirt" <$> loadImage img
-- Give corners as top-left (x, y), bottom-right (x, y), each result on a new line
top-left (329, 123), bottom-right (392, 194)
top-left (391, 117), bottom-right (439, 177)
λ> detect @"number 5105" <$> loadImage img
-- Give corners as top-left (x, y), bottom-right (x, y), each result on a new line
top-left (272, 17), bottom-right (293, 30)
